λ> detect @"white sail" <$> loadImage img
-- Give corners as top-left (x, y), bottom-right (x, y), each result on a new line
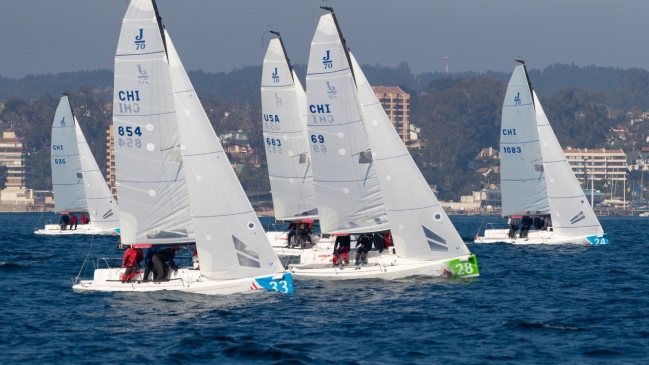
top-left (534, 91), bottom-right (603, 236)
top-left (261, 38), bottom-right (318, 221)
top-left (113, 0), bottom-right (192, 245)
top-left (75, 121), bottom-right (120, 229)
top-left (351, 53), bottom-right (471, 260)
top-left (500, 64), bottom-right (549, 216)
top-left (51, 96), bottom-right (87, 213)
top-left (306, 13), bottom-right (388, 234)
top-left (166, 31), bottom-right (283, 279)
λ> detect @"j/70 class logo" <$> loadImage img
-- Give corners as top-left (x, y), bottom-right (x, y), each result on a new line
top-left (134, 29), bottom-right (145, 50)
top-left (272, 68), bottom-right (279, 83)
top-left (322, 50), bottom-right (332, 69)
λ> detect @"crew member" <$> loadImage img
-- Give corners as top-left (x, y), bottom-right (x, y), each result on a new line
top-left (332, 234), bottom-right (351, 267)
top-left (121, 246), bottom-right (144, 282)
top-left (152, 247), bottom-right (179, 282)
top-left (69, 214), bottom-right (78, 230)
top-left (355, 233), bottom-right (373, 267)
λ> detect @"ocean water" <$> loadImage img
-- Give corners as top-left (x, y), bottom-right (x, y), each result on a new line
top-left (1, 213), bottom-right (647, 364)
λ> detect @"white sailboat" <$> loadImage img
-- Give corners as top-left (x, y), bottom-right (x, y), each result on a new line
top-left (35, 95), bottom-right (120, 235)
top-left (475, 62), bottom-right (609, 245)
top-left (261, 32), bottom-right (336, 261)
top-left (73, 0), bottom-right (292, 294)
top-left (290, 8), bottom-right (479, 279)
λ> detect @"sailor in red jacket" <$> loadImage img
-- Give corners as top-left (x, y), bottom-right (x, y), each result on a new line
top-left (121, 247), bottom-right (144, 282)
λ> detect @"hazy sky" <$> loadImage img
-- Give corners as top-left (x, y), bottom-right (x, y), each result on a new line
top-left (1, 0), bottom-right (648, 78)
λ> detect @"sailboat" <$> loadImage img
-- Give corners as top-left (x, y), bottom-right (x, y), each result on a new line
top-left (475, 61), bottom-right (609, 245)
top-left (261, 33), bottom-right (336, 262)
top-left (35, 95), bottom-right (120, 236)
top-left (73, 0), bottom-right (292, 294)
top-left (289, 8), bottom-right (479, 279)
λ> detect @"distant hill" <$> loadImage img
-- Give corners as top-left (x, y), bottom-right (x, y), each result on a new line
top-left (0, 63), bottom-right (629, 103)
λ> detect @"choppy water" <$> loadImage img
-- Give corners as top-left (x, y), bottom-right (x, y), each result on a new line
top-left (1, 213), bottom-right (648, 364)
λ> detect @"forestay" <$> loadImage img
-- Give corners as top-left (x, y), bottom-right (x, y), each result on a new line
top-left (261, 38), bottom-right (318, 221)
top-left (167, 31), bottom-right (283, 279)
top-left (75, 121), bottom-right (120, 228)
top-left (534, 91), bottom-right (603, 236)
top-left (500, 64), bottom-right (550, 216)
top-left (113, 0), bottom-right (192, 245)
top-left (306, 13), bottom-right (388, 234)
top-left (352, 53), bottom-right (470, 260)
top-left (51, 96), bottom-right (87, 213)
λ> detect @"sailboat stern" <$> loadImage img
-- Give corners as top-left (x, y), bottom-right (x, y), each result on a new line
top-left (586, 233), bottom-right (609, 246)
top-left (252, 272), bottom-right (294, 294)
top-left (444, 254), bottom-right (480, 278)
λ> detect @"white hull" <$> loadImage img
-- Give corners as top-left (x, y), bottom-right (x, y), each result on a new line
top-left (290, 253), bottom-right (478, 280)
top-left (72, 267), bottom-right (293, 295)
top-left (475, 229), bottom-right (609, 245)
top-left (266, 231), bottom-right (337, 268)
top-left (35, 223), bottom-right (119, 236)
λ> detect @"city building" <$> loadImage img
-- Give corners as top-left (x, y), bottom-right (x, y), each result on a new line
top-left (372, 86), bottom-right (414, 146)
top-left (105, 125), bottom-right (117, 197)
top-left (563, 148), bottom-right (628, 183)
top-left (0, 131), bottom-right (26, 189)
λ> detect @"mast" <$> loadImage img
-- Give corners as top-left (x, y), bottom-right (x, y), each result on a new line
top-left (269, 31), bottom-right (294, 82)
top-left (321, 6), bottom-right (356, 85)
top-left (151, 0), bottom-right (168, 59)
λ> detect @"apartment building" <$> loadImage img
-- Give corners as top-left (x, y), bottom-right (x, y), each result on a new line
top-left (105, 125), bottom-right (117, 197)
top-left (0, 131), bottom-right (26, 189)
top-left (563, 148), bottom-right (627, 183)
top-left (372, 86), bottom-right (413, 145)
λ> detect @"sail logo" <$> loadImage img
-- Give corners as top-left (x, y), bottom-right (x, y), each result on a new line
top-left (271, 68), bottom-right (279, 83)
top-left (52, 145), bottom-right (63, 151)
top-left (326, 82), bottom-right (337, 99)
top-left (570, 211), bottom-right (586, 225)
top-left (322, 50), bottom-right (332, 69)
top-left (103, 209), bottom-right (114, 219)
top-left (134, 28), bottom-right (145, 50)
top-left (275, 93), bottom-right (283, 107)
top-left (60, 117), bottom-right (66, 127)
top-left (137, 65), bottom-right (148, 84)
top-left (422, 226), bottom-right (449, 252)
top-left (514, 92), bottom-right (521, 105)
top-left (263, 114), bottom-right (280, 123)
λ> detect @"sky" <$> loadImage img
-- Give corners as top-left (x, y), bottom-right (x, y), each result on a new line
top-left (1, 0), bottom-right (649, 78)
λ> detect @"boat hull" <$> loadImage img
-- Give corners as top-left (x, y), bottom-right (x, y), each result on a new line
top-left (475, 229), bottom-right (609, 245)
top-left (266, 231), bottom-right (337, 268)
top-left (290, 253), bottom-right (479, 280)
top-left (35, 223), bottom-right (119, 236)
top-left (72, 267), bottom-right (293, 295)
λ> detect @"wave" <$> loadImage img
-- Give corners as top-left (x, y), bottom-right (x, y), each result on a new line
top-left (504, 319), bottom-right (581, 331)
top-left (0, 261), bottom-right (21, 269)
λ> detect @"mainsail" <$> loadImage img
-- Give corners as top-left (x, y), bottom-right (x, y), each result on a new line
top-left (534, 91), bottom-right (603, 236)
top-left (51, 96), bottom-right (87, 213)
top-left (500, 64), bottom-right (550, 216)
top-left (75, 121), bottom-right (120, 229)
top-left (167, 31), bottom-right (283, 279)
top-left (306, 12), bottom-right (388, 234)
top-left (261, 36), bottom-right (318, 221)
top-left (352, 53), bottom-right (471, 260)
top-left (113, 0), bottom-right (192, 245)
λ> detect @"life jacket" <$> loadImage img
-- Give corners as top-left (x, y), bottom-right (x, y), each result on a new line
top-left (122, 248), bottom-right (143, 268)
